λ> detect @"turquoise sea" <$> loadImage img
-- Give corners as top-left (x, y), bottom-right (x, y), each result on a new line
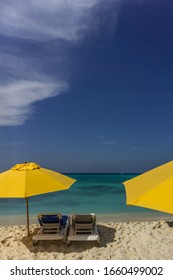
top-left (0, 173), bottom-right (172, 225)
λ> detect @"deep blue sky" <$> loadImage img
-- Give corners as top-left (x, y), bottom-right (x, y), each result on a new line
top-left (0, 0), bottom-right (173, 173)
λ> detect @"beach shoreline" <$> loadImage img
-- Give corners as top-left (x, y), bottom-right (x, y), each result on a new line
top-left (0, 219), bottom-right (173, 260)
top-left (0, 211), bottom-right (173, 226)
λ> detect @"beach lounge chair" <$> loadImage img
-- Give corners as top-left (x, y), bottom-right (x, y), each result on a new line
top-left (32, 213), bottom-right (69, 245)
top-left (67, 213), bottom-right (100, 245)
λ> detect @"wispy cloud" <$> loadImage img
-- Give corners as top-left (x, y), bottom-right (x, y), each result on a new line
top-left (94, 134), bottom-right (117, 145)
top-left (0, 0), bottom-right (102, 41)
top-left (0, 79), bottom-right (67, 125)
top-left (102, 141), bottom-right (117, 145)
top-left (0, 141), bottom-right (25, 148)
top-left (0, 47), bottom-right (69, 125)
top-left (0, 0), bottom-right (121, 126)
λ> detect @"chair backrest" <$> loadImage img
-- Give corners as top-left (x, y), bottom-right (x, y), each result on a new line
top-left (38, 213), bottom-right (62, 226)
top-left (71, 213), bottom-right (96, 226)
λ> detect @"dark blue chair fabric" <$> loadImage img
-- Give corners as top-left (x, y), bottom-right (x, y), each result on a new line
top-left (61, 215), bottom-right (68, 227)
top-left (38, 214), bottom-right (60, 226)
top-left (38, 214), bottom-right (68, 228)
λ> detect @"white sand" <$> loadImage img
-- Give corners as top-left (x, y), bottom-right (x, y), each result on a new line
top-left (0, 220), bottom-right (173, 260)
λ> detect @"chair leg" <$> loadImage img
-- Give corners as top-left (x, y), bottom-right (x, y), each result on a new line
top-left (33, 240), bottom-right (38, 245)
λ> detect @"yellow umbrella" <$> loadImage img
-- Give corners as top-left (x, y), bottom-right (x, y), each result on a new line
top-left (123, 160), bottom-right (173, 214)
top-left (0, 162), bottom-right (76, 236)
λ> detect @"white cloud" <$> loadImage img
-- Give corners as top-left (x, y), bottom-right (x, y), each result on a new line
top-left (0, 50), bottom-right (69, 126)
top-left (0, 79), bottom-right (68, 125)
top-left (0, 0), bottom-right (121, 126)
top-left (0, 0), bottom-right (102, 41)
top-left (0, 52), bottom-right (37, 79)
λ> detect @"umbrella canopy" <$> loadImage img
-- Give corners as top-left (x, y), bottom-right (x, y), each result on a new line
top-left (123, 160), bottom-right (173, 214)
top-left (0, 162), bottom-right (76, 236)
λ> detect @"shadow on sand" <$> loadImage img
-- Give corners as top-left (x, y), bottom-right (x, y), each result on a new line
top-left (166, 221), bottom-right (173, 228)
top-left (21, 224), bottom-right (116, 255)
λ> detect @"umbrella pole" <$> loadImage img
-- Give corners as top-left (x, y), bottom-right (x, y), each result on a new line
top-left (26, 197), bottom-right (30, 237)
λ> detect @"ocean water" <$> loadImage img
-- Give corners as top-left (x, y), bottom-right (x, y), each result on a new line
top-left (0, 173), bottom-right (172, 225)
